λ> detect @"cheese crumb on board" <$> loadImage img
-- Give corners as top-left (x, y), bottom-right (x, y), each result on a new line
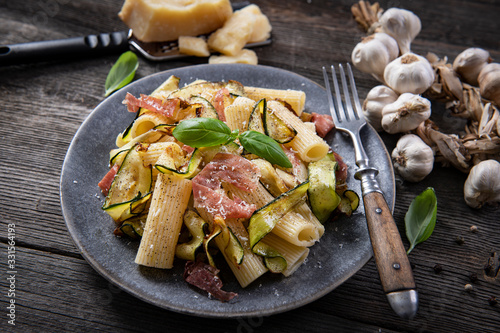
top-left (118, 0), bottom-right (233, 42)
top-left (178, 36), bottom-right (210, 57)
top-left (208, 49), bottom-right (258, 65)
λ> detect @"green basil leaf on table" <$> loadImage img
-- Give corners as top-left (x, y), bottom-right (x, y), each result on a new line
top-left (104, 51), bottom-right (139, 97)
top-left (405, 187), bottom-right (437, 254)
top-left (173, 118), bottom-right (234, 148)
top-left (239, 131), bottom-right (292, 168)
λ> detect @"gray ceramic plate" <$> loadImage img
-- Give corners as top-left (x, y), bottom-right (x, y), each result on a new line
top-left (60, 64), bottom-right (395, 318)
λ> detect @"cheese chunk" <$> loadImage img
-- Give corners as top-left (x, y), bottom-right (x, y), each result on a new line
top-left (209, 49), bottom-right (258, 65)
top-left (240, 4), bottom-right (272, 43)
top-left (207, 4), bottom-right (272, 56)
top-left (178, 36), bottom-right (210, 57)
top-left (119, 0), bottom-right (233, 42)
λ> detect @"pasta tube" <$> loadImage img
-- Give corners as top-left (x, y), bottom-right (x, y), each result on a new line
top-left (244, 86), bottom-right (306, 116)
top-left (224, 183), bottom-right (321, 247)
top-left (267, 100), bottom-right (329, 162)
top-left (196, 208), bottom-right (268, 288)
top-left (135, 162), bottom-right (192, 269)
top-left (261, 233), bottom-right (309, 277)
top-left (224, 96), bottom-right (256, 132)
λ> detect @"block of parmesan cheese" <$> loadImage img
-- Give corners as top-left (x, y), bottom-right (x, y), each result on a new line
top-left (118, 0), bottom-right (233, 42)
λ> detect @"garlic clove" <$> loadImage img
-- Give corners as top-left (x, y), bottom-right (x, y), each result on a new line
top-left (478, 63), bottom-right (500, 107)
top-left (453, 48), bottom-right (492, 86)
top-left (381, 93), bottom-right (431, 134)
top-left (463, 159), bottom-right (500, 208)
top-left (497, 112), bottom-right (500, 136)
top-left (378, 7), bottom-right (421, 55)
top-left (351, 32), bottom-right (399, 83)
top-left (391, 134), bottom-right (434, 182)
top-left (384, 52), bottom-right (435, 95)
top-left (362, 85), bottom-right (399, 131)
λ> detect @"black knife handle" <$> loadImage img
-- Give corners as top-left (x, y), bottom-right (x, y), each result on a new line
top-left (0, 31), bottom-right (130, 66)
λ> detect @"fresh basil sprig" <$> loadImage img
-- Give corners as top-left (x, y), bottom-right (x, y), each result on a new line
top-left (239, 131), bottom-right (292, 167)
top-left (405, 187), bottom-right (437, 254)
top-left (104, 51), bottom-right (139, 97)
top-left (173, 117), bottom-right (239, 147)
top-left (173, 118), bottom-right (292, 168)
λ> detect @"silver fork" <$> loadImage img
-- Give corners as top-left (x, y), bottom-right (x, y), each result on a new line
top-left (323, 64), bottom-right (418, 319)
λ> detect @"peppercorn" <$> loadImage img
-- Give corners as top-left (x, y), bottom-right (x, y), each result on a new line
top-left (433, 264), bottom-right (443, 274)
top-left (464, 283), bottom-right (473, 292)
top-left (488, 296), bottom-right (497, 306)
top-left (469, 225), bottom-right (478, 233)
top-left (455, 236), bottom-right (465, 245)
top-left (469, 273), bottom-right (478, 283)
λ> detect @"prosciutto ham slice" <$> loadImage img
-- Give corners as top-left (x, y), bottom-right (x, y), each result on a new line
top-left (184, 260), bottom-right (237, 302)
top-left (311, 112), bottom-right (335, 138)
top-left (123, 93), bottom-right (182, 118)
top-left (98, 163), bottom-right (119, 196)
top-left (213, 88), bottom-right (229, 121)
top-left (192, 153), bottom-right (260, 219)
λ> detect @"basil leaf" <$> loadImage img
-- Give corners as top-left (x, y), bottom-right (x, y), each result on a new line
top-left (239, 131), bottom-right (292, 168)
top-left (173, 118), bottom-right (233, 147)
top-left (405, 187), bottom-right (437, 254)
top-left (104, 51), bottom-right (139, 97)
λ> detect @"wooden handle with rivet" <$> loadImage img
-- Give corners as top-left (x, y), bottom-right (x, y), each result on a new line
top-left (363, 191), bottom-right (416, 293)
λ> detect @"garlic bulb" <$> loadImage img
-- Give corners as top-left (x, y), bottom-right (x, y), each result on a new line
top-left (392, 134), bottom-right (434, 182)
top-left (478, 63), bottom-right (500, 106)
top-left (463, 159), bottom-right (500, 208)
top-left (453, 48), bottom-right (492, 86)
top-left (384, 53), bottom-right (435, 94)
top-left (381, 93), bottom-right (431, 134)
top-left (378, 8), bottom-right (421, 55)
top-left (362, 85), bottom-right (399, 131)
top-left (351, 33), bottom-right (399, 82)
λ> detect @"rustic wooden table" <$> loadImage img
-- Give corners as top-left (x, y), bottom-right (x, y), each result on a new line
top-left (1, 0), bottom-right (499, 332)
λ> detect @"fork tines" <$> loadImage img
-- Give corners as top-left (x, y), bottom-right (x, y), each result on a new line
top-left (322, 64), bottom-right (363, 124)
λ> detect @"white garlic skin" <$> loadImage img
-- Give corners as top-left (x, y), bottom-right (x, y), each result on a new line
top-left (453, 48), bottom-right (491, 86)
top-left (379, 8), bottom-right (421, 55)
top-left (381, 93), bottom-right (431, 134)
top-left (351, 33), bottom-right (399, 83)
top-left (478, 63), bottom-right (500, 107)
top-left (384, 53), bottom-right (435, 95)
top-left (392, 134), bottom-right (434, 182)
top-left (463, 159), bottom-right (500, 208)
top-left (362, 85), bottom-right (399, 131)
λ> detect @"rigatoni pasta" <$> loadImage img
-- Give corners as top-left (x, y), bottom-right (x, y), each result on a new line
top-left (196, 208), bottom-right (268, 288)
top-left (224, 96), bottom-right (256, 132)
top-left (244, 86), bottom-right (306, 116)
top-left (98, 75), bottom-right (358, 301)
top-left (135, 161), bottom-right (192, 268)
top-left (260, 232), bottom-right (309, 277)
top-left (267, 100), bottom-right (329, 162)
top-left (224, 182), bottom-right (320, 247)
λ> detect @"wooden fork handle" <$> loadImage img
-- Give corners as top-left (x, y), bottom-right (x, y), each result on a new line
top-left (363, 191), bottom-right (416, 293)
